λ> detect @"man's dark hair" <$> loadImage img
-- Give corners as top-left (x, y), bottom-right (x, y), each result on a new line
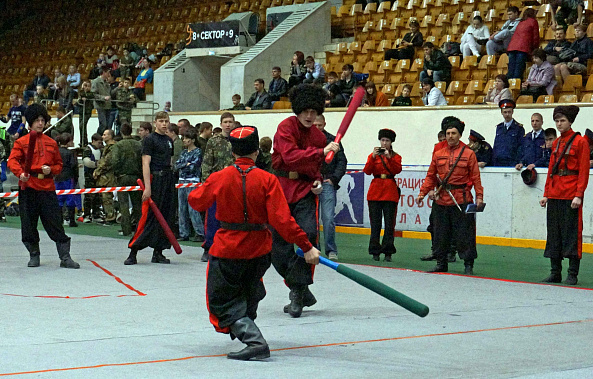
top-left (254, 78), bottom-right (265, 86)
top-left (220, 112), bottom-right (235, 123)
top-left (473, 15), bottom-right (483, 22)
top-left (199, 121), bottom-right (213, 133)
top-left (544, 127), bottom-right (557, 138)
top-left (120, 122), bottom-right (132, 136)
top-left (437, 130), bottom-right (446, 139)
top-left (213, 127), bottom-right (222, 134)
top-left (422, 78), bottom-right (435, 88)
top-left (327, 71), bottom-right (339, 79)
top-left (101, 66), bottom-right (111, 74)
top-left (422, 42), bottom-right (434, 49)
top-left (104, 129), bottom-right (115, 138)
top-left (342, 64), bottom-right (354, 72)
top-left (139, 122), bottom-right (153, 133)
top-left (178, 118), bottom-right (191, 129)
top-left (57, 133), bottom-right (72, 146)
top-left (91, 133), bottom-right (102, 142)
top-left (272, 66), bottom-right (281, 72)
top-left (507, 6), bottom-right (519, 13)
top-left (305, 56), bottom-right (315, 63)
top-left (168, 123), bottom-right (179, 134)
top-left (232, 94), bottom-right (241, 100)
top-left (260, 136), bottom-right (272, 153)
top-left (183, 128), bottom-right (198, 143)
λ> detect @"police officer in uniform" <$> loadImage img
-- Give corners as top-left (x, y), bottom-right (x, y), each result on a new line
top-left (492, 99), bottom-right (525, 167)
top-left (468, 130), bottom-right (492, 167)
top-left (516, 113), bottom-right (546, 172)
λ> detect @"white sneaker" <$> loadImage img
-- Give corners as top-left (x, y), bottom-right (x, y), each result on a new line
top-left (82, 216), bottom-right (92, 223)
top-left (63, 220), bottom-right (69, 226)
top-left (328, 252), bottom-right (338, 261)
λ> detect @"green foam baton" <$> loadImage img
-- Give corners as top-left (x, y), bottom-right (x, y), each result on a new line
top-left (296, 249), bottom-right (429, 317)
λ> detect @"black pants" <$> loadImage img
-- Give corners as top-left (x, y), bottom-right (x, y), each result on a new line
top-left (384, 47), bottom-right (414, 61)
top-left (128, 170), bottom-right (175, 251)
top-left (117, 174), bottom-right (142, 236)
top-left (83, 177), bottom-right (102, 218)
top-left (544, 199), bottom-right (581, 259)
top-left (432, 203), bottom-right (477, 262)
top-left (271, 193), bottom-right (318, 288)
top-left (206, 254), bottom-right (271, 333)
top-left (19, 188), bottom-right (70, 245)
top-left (368, 200), bottom-right (397, 256)
top-left (520, 86), bottom-right (547, 102)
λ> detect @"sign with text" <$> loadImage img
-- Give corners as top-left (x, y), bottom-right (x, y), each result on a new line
top-left (186, 21), bottom-right (240, 49)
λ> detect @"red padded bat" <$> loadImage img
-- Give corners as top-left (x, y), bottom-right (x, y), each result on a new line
top-left (137, 179), bottom-right (182, 255)
top-left (325, 86), bottom-right (366, 163)
top-left (20, 130), bottom-right (39, 190)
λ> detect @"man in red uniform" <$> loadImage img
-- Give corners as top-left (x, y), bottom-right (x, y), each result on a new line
top-left (189, 126), bottom-right (321, 361)
top-left (540, 105), bottom-right (589, 285)
top-left (8, 104), bottom-right (80, 269)
top-left (363, 128), bottom-right (402, 262)
top-left (416, 118), bottom-right (484, 274)
top-left (271, 84), bottom-right (339, 318)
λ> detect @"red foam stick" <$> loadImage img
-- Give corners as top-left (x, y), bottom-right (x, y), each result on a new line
top-left (20, 130), bottom-right (39, 190)
top-left (137, 179), bottom-right (182, 255)
top-left (325, 86), bottom-right (366, 164)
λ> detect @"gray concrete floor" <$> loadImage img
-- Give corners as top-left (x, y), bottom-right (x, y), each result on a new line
top-left (1, 228), bottom-right (593, 378)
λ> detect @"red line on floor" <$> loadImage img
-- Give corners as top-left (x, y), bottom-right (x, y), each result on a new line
top-left (88, 260), bottom-right (146, 296)
top-left (353, 263), bottom-right (593, 291)
top-left (1, 319), bottom-right (591, 376)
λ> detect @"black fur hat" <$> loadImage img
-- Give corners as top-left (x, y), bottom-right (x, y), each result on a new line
top-left (443, 118), bottom-right (465, 135)
top-left (378, 128), bottom-right (396, 142)
top-left (24, 103), bottom-right (50, 126)
top-left (290, 84), bottom-right (326, 116)
top-left (553, 105), bottom-right (579, 124)
top-left (441, 116), bottom-right (461, 132)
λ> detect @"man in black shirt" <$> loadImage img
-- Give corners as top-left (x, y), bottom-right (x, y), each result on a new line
top-left (125, 111), bottom-right (176, 265)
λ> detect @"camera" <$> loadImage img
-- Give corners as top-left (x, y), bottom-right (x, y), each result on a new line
top-left (377, 148), bottom-right (386, 154)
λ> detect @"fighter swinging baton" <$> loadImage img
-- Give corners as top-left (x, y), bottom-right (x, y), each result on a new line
top-left (325, 86), bottom-right (366, 163)
top-left (137, 179), bottom-right (182, 254)
top-left (297, 249), bottom-right (429, 317)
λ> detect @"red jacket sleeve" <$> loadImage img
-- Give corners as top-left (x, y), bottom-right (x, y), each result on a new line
top-left (7, 138), bottom-right (24, 177)
top-left (188, 179), bottom-right (214, 212)
top-left (532, 20), bottom-right (540, 52)
top-left (275, 121), bottom-right (324, 174)
top-left (387, 153), bottom-right (403, 174)
top-left (363, 153), bottom-right (375, 175)
top-left (266, 175), bottom-right (313, 252)
top-left (543, 140), bottom-right (557, 198)
top-left (419, 154), bottom-right (438, 197)
top-left (468, 151), bottom-right (484, 200)
top-left (576, 138), bottom-right (590, 198)
top-left (50, 140), bottom-right (63, 176)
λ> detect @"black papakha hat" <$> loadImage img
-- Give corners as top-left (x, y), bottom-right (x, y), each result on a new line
top-left (229, 126), bottom-right (260, 156)
top-left (290, 84), bottom-right (326, 116)
top-left (24, 103), bottom-right (51, 126)
top-left (553, 105), bottom-right (579, 123)
top-left (521, 168), bottom-right (537, 185)
top-left (443, 118), bottom-right (465, 135)
top-left (441, 116), bottom-right (461, 132)
top-left (378, 128), bottom-right (396, 142)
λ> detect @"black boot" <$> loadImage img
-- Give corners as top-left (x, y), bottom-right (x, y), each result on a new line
top-left (124, 249), bottom-right (138, 265)
top-left (285, 286), bottom-right (306, 318)
top-left (68, 208), bottom-right (78, 227)
top-left (24, 242), bottom-right (40, 267)
top-left (57, 240), bottom-right (80, 269)
top-left (464, 260), bottom-right (474, 275)
top-left (227, 317), bottom-right (270, 361)
top-left (427, 258), bottom-right (448, 273)
top-left (565, 258), bottom-right (580, 285)
top-left (151, 250), bottom-right (170, 264)
top-left (420, 252), bottom-right (436, 261)
top-left (542, 258), bottom-right (562, 283)
top-left (448, 251), bottom-right (457, 263)
top-left (284, 286), bottom-right (316, 313)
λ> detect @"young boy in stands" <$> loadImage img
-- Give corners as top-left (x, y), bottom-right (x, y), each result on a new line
top-left (540, 106), bottom-right (589, 285)
top-left (125, 111), bottom-right (176, 265)
top-left (391, 84), bottom-right (413, 107)
top-left (189, 125), bottom-right (320, 361)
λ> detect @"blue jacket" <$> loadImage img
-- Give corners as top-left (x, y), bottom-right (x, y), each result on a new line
top-left (534, 147), bottom-right (552, 168)
top-left (520, 130), bottom-right (546, 166)
top-left (493, 119), bottom-right (525, 166)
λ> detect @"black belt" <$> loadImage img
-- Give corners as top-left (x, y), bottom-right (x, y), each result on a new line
top-left (151, 168), bottom-right (172, 176)
top-left (374, 174), bottom-right (394, 179)
top-left (275, 170), bottom-right (312, 182)
top-left (29, 171), bottom-right (53, 179)
top-left (444, 183), bottom-right (466, 191)
top-left (557, 169), bottom-right (578, 176)
top-left (220, 222), bottom-right (267, 231)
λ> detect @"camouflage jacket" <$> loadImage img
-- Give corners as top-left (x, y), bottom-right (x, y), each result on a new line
top-left (111, 136), bottom-right (142, 177)
top-left (201, 134), bottom-right (233, 181)
top-left (54, 116), bottom-right (74, 135)
top-left (34, 93), bottom-right (47, 105)
top-left (94, 142), bottom-right (116, 182)
top-left (111, 87), bottom-right (137, 111)
top-left (77, 90), bottom-right (95, 114)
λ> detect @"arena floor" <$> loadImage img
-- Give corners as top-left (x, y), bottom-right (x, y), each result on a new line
top-left (1, 227), bottom-right (593, 378)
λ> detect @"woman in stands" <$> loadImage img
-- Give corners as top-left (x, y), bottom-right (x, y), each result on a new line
top-left (53, 76), bottom-right (74, 112)
top-left (520, 49), bottom-right (556, 102)
top-left (506, 8), bottom-right (540, 79)
top-left (384, 20), bottom-right (423, 61)
top-left (484, 74), bottom-right (512, 104)
top-left (363, 129), bottom-right (402, 262)
top-left (362, 81), bottom-right (389, 107)
top-left (289, 51), bottom-right (306, 88)
top-left (460, 15), bottom-right (490, 58)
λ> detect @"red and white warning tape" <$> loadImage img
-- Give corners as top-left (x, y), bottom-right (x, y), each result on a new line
top-left (0, 182), bottom-right (201, 199)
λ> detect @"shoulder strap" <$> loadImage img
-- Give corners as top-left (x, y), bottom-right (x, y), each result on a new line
top-left (233, 164), bottom-right (257, 223)
top-left (551, 132), bottom-right (580, 177)
top-left (379, 154), bottom-right (395, 176)
top-left (442, 145), bottom-right (466, 185)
